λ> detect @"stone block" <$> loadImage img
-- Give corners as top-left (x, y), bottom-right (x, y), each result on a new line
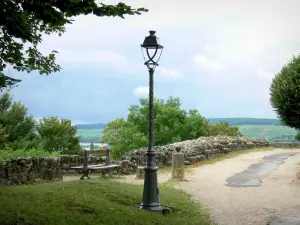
top-left (136, 166), bottom-right (145, 179)
top-left (172, 153), bottom-right (185, 180)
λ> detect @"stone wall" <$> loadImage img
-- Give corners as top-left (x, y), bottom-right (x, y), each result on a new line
top-left (269, 142), bottom-right (300, 149)
top-left (0, 155), bottom-right (108, 185)
top-left (121, 136), bottom-right (270, 170)
top-left (1, 136), bottom-right (299, 185)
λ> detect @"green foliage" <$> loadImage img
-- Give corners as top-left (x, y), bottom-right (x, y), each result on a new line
top-left (103, 97), bottom-right (207, 159)
top-left (0, 92), bottom-right (38, 149)
top-left (101, 118), bottom-right (126, 145)
top-left (205, 121), bottom-right (242, 136)
top-left (296, 132), bottom-right (300, 141)
top-left (0, 180), bottom-right (215, 225)
top-left (110, 124), bottom-right (148, 159)
top-left (0, 1), bottom-right (148, 89)
top-left (0, 147), bottom-right (60, 166)
top-left (0, 93), bottom-right (83, 156)
top-left (38, 116), bottom-right (81, 154)
top-left (270, 54), bottom-right (300, 130)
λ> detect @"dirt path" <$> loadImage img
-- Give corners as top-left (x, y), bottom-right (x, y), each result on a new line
top-left (114, 149), bottom-right (300, 225)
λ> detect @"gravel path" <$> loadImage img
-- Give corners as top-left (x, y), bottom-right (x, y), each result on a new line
top-left (176, 149), bottom-right (300, 225)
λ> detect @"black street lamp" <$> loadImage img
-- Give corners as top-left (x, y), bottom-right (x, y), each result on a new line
top-left (139, 30), bottom-right (164, 213)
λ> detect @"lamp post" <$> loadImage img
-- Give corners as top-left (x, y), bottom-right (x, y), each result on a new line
top-left (139, 30), bottom-right (164, 213)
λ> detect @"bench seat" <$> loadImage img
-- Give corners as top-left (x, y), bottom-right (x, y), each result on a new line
top-left (70, 164), bottom-right (105, 169)
top-left (88, 165), bottom-right (120, 170)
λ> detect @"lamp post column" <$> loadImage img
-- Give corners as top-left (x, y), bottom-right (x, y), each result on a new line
top-left (139, 67), bottom-right (162, 213)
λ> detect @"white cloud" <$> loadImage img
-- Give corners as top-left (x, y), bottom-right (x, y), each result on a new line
top-left (204, 44), bottom-right (213, 52)
top-left (256, 69), bottom-right (274, 80)
top-left (158, 67), bottom-right (183, 79)
top-left (133, 86), bottom-right (149, 97)
top-left (193, 54), bottom-right (224, 71)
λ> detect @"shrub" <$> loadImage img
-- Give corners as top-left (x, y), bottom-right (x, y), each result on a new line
top-left (270, 54), bottom-right (300, 130)
top-left (0, 147), bottom-right (61, 166)
top-left (296, 132), bottom-right (300, 141)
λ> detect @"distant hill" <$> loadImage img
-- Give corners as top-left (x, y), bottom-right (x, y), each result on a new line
top-left (75, 118), bottom-right (281, 129)
top-left (207, 118), bottom-right (281, 126)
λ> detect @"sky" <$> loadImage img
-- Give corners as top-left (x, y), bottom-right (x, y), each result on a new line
top-left (7, 0), bottom-right (300, 124)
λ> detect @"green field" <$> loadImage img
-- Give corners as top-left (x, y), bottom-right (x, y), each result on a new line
top-left (237, 125), bottom-right (298, 141)
top-left (76, 128), bottom-right (104, 143)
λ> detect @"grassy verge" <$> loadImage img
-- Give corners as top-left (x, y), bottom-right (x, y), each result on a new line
top-left (0, 179), bottom-right (215, 225)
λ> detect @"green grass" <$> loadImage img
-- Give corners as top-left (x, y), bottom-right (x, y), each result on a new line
top-left (0, 180), bottom-right (215, 225)
top-left (237, 125), bottom-right (298, 140)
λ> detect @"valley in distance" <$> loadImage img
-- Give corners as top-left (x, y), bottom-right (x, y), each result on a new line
top-left (76, 118), bottom-right (298, 145)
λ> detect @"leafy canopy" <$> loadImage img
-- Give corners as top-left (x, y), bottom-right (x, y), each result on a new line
top-left (102, 96), bottom-right (207, 159)
top-left (296, 133), bottom-right (300, 141)
top-left (38, 116), bottom-right (81, 154)
top-left (0, 0), bottom-right (148, 89)
top-left (0, 92), bottom-right (38, 149)
top-left (270, 54), bottom-right (300, 130)
top-left (102, 96), bottom-right (242, 159)
top-left (204, 121), bottom-right (242, 137)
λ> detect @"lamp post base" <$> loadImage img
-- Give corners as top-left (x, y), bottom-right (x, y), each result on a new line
top-left (139, 204), bottom-right (163, 213)
top-left (139, 166), bottom-right (162, 213)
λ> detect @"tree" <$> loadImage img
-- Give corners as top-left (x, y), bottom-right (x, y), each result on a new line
top-left (102, 97), bottom-right (207, 158)
top-left (37, 116), bottom-right (81, 154)
top-left (296, 133), bottom-right (300, 141)
top-left (109, 123), bottom-right (148, 159)
top-left (126, 97), bottom-right (207, 145)
top-left (101, 117), bottom-right (126, 145)
top-left (181, 109), bottom-right (206, 141)
top-left (0, 1), bottom-right (148, 89)
top-left (0, 92), bottom-right (38, 149)
top-left (270, 54), bottom-right (300, 130)
top-left (204, 121), bottom-right (242, 137)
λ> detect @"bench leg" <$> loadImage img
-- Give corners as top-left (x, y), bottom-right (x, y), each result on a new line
top-left (80, 169), bottom-right (91, 180)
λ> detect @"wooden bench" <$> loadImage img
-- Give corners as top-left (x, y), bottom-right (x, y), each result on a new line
top-left (70, 148), bottom-right (120, 180)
